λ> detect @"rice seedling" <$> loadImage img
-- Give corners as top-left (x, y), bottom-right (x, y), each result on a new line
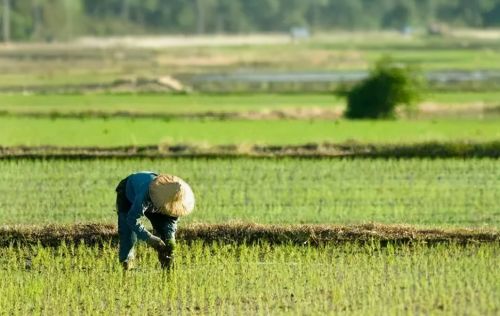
top-left (0, 158), bottom-right (497, 228)
top-left (0, 242), bottom-right (497, 315)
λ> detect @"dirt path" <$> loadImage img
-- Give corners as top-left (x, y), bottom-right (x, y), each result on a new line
top-left (75, 35), bottom-right (292, 48)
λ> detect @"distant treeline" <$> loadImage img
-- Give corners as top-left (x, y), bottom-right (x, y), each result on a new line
top-left (2, 0), bottom-right (500, 41)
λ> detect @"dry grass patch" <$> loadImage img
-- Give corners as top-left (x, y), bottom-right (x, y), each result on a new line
top-left (0, 223), bottom-right (497, 247)
top-left (1, 141), bottom-right (498, 159)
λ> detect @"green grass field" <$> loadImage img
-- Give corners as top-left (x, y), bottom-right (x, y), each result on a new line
top-left (1, 117), bottom-right (498, 146)
top-left (0, 92), bottom-right (498, 116)
top-left (1, 158), bottom-right (497, 227)
top-left (0, 94), bottom-right (342, 114)
top-left (1, 243), bottom-right (497, 314)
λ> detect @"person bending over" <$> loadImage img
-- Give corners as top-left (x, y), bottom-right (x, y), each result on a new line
top-left (115, 172), bottom-right (195, 270)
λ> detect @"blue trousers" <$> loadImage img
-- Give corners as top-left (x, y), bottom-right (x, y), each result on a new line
top-left (116, 178), bottom-right (177, 262)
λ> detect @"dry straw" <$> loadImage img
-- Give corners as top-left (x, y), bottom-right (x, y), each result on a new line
top-left (0, 223), bottom-right (497, 247)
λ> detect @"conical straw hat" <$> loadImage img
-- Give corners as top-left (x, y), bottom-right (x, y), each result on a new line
top-left (149, 174), bottom-right (195, 217)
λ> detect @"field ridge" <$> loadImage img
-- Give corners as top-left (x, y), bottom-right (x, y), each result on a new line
top-left (1, 223), bottom-right (498, 247)
top-left (1, 105), bottom-right (498, 120)
top-left (1, 141), bottom-right (499, 159)
top-left (0, 108), bottom-right (342, 120)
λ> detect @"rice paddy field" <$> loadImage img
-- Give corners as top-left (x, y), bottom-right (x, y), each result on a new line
top-left (3, 33), bottom-right (500, 90)
top-left (0, 92), bottom-right (499, 115)
top-left (0, 158), bottom-right (498, 227)
top-left (0, 243), bottom-right (498, 315)
top-left (2, 118), bottom-right (500, 146)
top-left (1, 33), bottom-right (499, 314)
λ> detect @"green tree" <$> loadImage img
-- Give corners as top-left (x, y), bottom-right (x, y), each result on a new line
top-left (483, 3), bottom-right (500, 26)
top-left (278, 0), bottom-right (311, 29)
top-left (3, 0), bottom-right (500, 40)
top-left (344, 57), bottom-right (424, 120)
top-left (382, 0), bottom-right (417, 29)
top-left (436, 0), bottom-right (496, 27)
top-left (4, 0), bottom-right (34, 41)
top-left (215, 0), bottom-right (247, 33)
top-left (324, 0), bottom-right (365, 30)
top-left (242, 0), bottom-right (281, 32)
top-left (2, 0), bottom-right (10, 42)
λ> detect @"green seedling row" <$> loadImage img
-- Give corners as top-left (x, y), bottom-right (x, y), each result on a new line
top-left (0, 158), bottom-right (498, 227)
top-left (0, 242), bottom-right (497, 315)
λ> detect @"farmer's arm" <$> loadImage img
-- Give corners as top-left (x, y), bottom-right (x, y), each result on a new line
top-left (126, 197), bottom-right (153, 241)
top-left (127, 196), bottom-right (167, 254)
top-left (152, 215), bottom-right (178, 270)
top-left (165, 218), bottom-right (177, 254)
top-left (152, 215), bottom-right (178, 253)
top-left (160, 216), bottom-right (178, 242)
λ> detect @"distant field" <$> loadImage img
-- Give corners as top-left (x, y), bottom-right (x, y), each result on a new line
top-left (0, 94), bottom-right (341, 114)
top-left (0, 92), bottom-right (498, 116)
top-left (1, 158), bottom-right (497, 227)
top-left (1, 34), bottom-right (500, 90)
top-left (427, 91), bottom-right (500, 105)
top-left (0, 117), bottom-right (498, 146)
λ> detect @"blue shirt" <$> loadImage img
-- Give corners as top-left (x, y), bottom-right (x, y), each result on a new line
top-left (125, 171), bottom-right (158, 241)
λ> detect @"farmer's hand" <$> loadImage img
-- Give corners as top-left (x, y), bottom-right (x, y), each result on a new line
top-left (164, 239), bottom-right (175, 255)
top-left (147, 235), bottom-right (167, 253)
top-left (158, 239), bottom-right (175, 270)
top-left (158, 252), bottom-right (174, 270)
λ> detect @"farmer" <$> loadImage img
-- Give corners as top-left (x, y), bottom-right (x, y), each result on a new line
top-left (115, 171), bottom-right (195, 271)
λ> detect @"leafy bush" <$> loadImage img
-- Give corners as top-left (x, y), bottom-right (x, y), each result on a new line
top-left (344, 57), bottom-right (424, 119)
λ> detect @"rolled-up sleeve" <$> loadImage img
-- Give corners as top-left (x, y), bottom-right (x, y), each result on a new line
top-left (164, 217), bottom-right (178, 241)
top-left (126, 196), bottom-right (152, 241)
